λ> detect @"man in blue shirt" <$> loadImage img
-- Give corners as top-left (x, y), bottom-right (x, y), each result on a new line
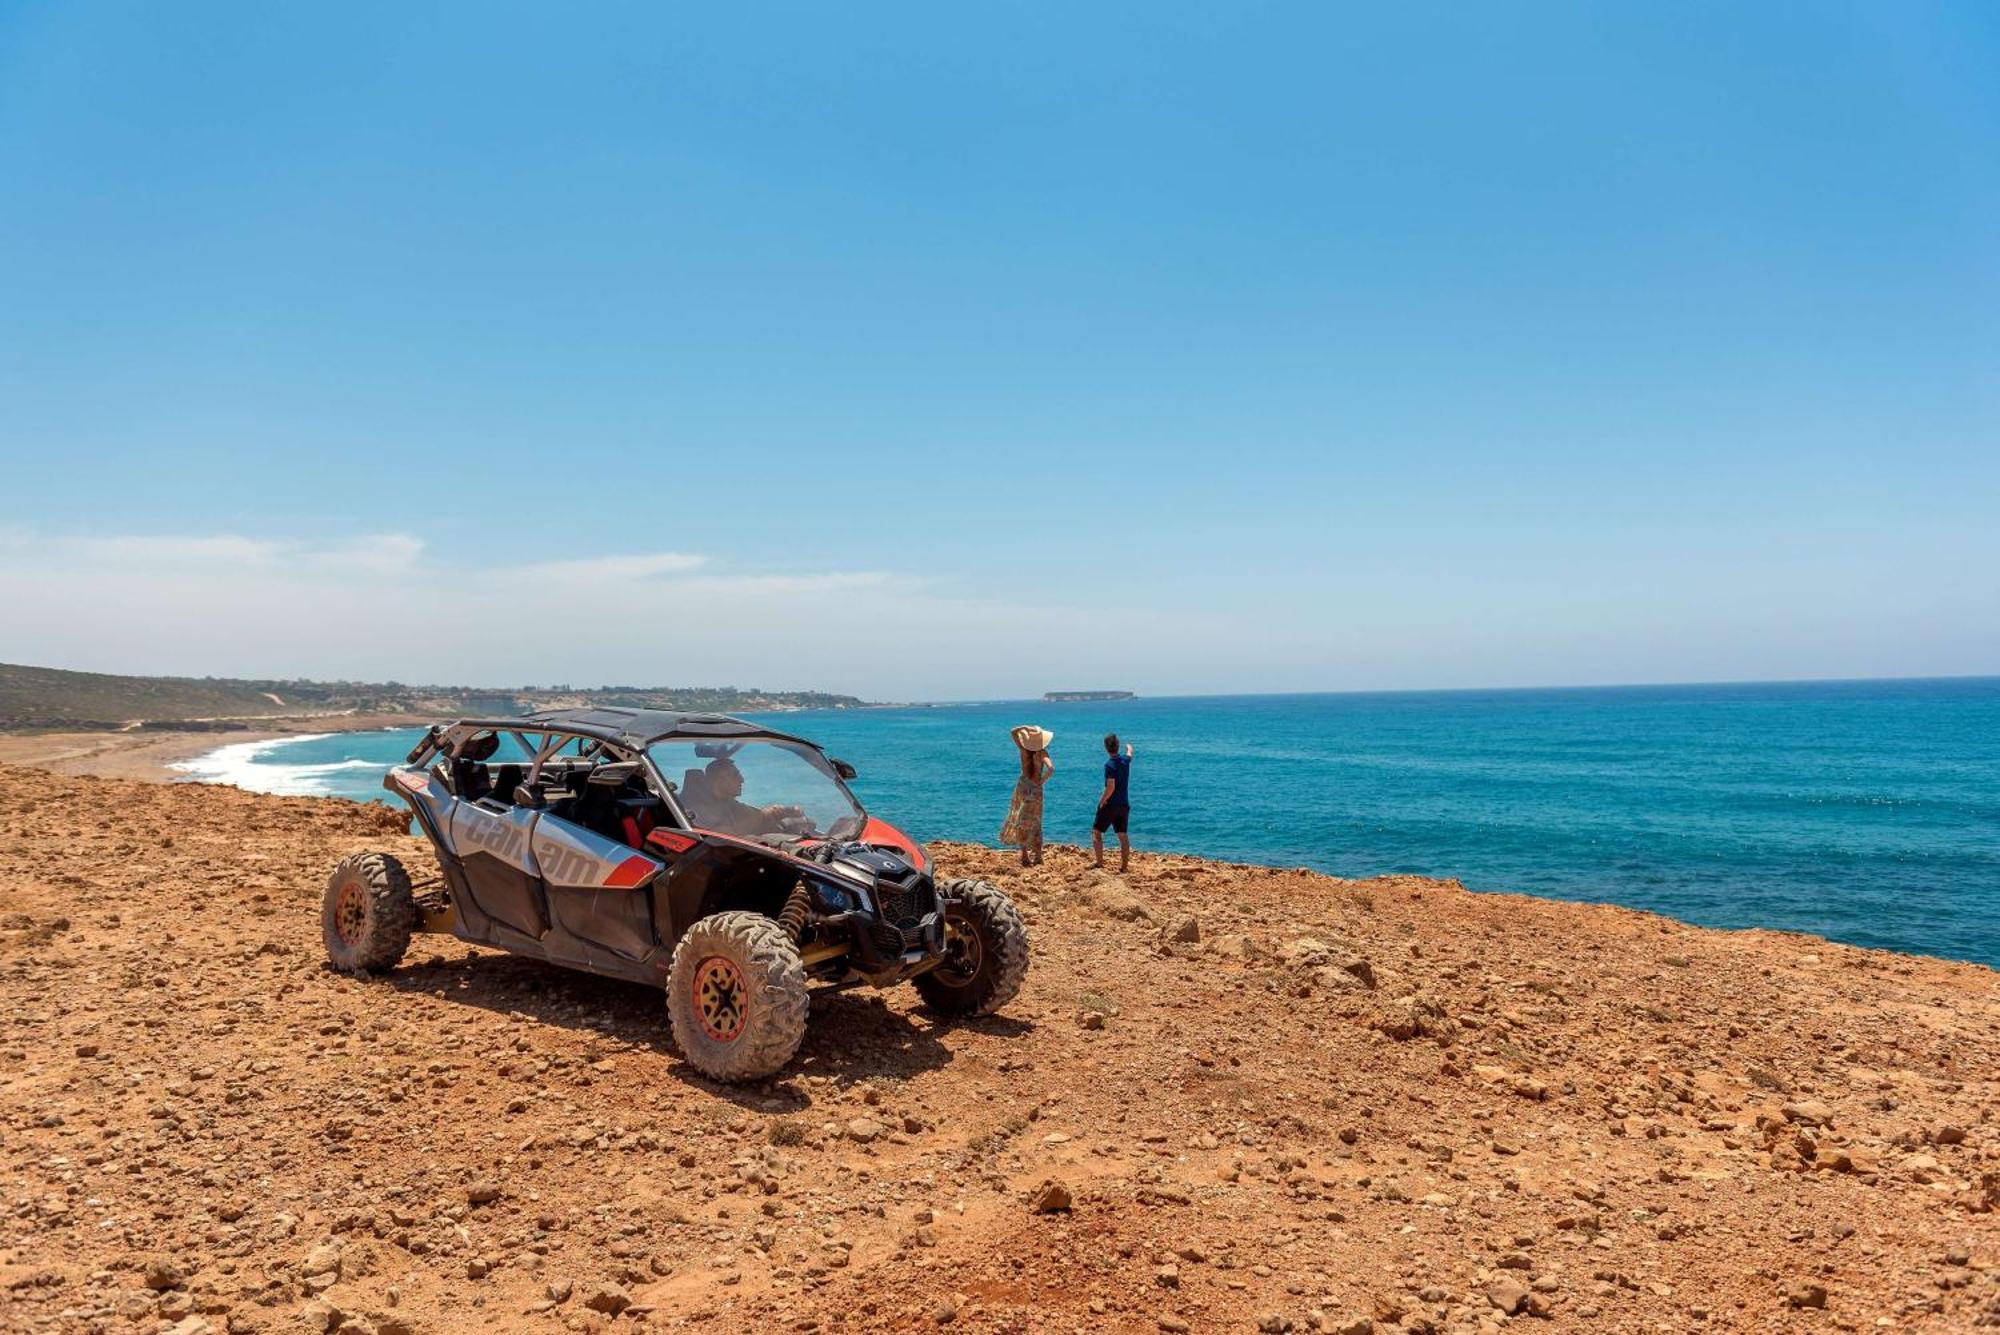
top-left (1092, 732), bottom-right (1134, 872)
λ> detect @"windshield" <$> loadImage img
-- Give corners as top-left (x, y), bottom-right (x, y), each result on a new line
top-left (649, 738), bottom-right (864, 840)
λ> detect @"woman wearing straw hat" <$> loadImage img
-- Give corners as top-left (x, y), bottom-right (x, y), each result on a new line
top-left (1000, 725), bottom-right (1055, 867)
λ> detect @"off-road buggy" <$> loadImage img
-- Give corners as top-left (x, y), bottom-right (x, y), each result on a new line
top-left (321, 707), bottom-right (1028, 1081)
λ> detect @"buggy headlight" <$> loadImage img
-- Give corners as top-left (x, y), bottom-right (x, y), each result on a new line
top-left (828, 858), bottom-right (878, 887)
top-left (811, 879), bottom-right (861, 913)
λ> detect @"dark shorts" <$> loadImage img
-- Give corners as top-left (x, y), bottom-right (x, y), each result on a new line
top-left (1093, 803), bottom-right (1129, 834)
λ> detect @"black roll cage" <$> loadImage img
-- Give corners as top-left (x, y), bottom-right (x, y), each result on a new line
top-left (403, 713), bottom-right (866, 835)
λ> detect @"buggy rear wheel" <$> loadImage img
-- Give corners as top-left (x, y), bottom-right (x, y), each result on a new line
top-left (667, 912), bottom-right (810, 1082)
top-left (322, 852), bottom-right (416, 974)
top-left (914, 878), bottom-right (1029, 1016)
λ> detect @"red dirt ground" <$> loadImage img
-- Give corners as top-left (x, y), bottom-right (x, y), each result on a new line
top-left (1, 768), bottom-right (1995, 1333)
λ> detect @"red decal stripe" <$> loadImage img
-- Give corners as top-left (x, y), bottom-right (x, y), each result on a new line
top-left (604, 855), bottom-right (658, 888)
top-left (646, 829), bottom-right (699, 855)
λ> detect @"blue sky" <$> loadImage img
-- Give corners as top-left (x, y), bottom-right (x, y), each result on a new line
top-left (1, 3), bottom-right (1995, 698)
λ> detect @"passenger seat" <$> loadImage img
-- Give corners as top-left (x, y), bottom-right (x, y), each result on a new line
top-left (491, 764), bottom-right (524, 805)
top-left (450, 759), bottom-right (493, 801)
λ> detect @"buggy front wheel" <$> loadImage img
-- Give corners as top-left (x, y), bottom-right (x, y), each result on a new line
top-left (915, 879), bottom-right (1029, 1016)
top-left (666, 912), bottom-right (810, 1082)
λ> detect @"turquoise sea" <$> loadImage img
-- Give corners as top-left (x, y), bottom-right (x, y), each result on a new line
top-left (175, 678), bottom-right (2000, 968)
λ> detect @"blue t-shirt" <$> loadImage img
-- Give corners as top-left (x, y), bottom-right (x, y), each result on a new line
top-left (1104, 754), bottom-right (1131, 807)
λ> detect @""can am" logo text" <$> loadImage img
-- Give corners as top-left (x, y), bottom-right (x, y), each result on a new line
top-left (455, 805), bottom-right (533, 867)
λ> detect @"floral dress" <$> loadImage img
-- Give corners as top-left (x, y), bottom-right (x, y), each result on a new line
top-left (999, 755), bottom-right (1051, 847)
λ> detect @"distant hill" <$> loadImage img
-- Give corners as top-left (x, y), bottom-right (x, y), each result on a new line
top-left (0, 662), bottom-right (869, 731)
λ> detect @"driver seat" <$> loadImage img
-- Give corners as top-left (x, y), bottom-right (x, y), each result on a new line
top-left (679, 769), bottom-right (712, 825)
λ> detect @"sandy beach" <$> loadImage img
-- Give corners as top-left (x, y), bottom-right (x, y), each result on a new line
top-left (0, 768), bottom-right (1993, 1332)
top-left (0, 712), bottom-right (428, 782)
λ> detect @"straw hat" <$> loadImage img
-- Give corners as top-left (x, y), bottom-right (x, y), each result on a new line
top-left (1011, 725), bottom-right (1054, 752)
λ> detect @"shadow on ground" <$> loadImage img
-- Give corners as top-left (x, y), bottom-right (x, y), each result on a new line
top-left (373, 948), bottom-right (1033, 1112)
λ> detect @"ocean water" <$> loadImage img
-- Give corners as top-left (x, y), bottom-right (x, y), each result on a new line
top-left (174, 679), bottom-right (2000, 967)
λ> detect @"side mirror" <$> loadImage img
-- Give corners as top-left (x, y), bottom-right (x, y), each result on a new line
top-left (830, 758), bottom-right (858, 781)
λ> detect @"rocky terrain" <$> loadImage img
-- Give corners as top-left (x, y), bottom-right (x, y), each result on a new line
top-left (0, 768), bottom-right (1995, 1334)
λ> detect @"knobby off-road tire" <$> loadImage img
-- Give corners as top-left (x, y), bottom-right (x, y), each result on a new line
top-left (667, 912), bottom-right (810, 1082)
top-left (915, 878), bottom-right (1029, 1016)
top-left (322, 851), bottom-right (416, 974)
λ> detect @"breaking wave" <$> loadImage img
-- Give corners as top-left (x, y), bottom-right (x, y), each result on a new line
top-left (170, 735), bottom-right (386, 797)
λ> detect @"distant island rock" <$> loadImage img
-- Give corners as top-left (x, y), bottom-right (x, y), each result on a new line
top-left (1043, 690), bottom-right (1136, 702)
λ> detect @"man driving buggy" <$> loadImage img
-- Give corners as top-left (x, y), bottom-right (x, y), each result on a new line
top-left (683, 756), bottom-right (803, 837)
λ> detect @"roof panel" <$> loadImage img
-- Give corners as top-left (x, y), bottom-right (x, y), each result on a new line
top-left (507, 706), bottom-right (813, 749)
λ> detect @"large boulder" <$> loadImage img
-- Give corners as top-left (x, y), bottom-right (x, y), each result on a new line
top-left (1076, 873), bottom-right (1153, 923)
top-left (1370, 995), bottom-right (1457, 1043)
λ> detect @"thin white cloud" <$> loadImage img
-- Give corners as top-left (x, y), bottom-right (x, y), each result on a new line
top-left (2, 526), bottom-right (1990, 697)
top-left (0, 529), bottom-right (1037, 695)
top-left (71, 534), bottom-right (288, 566)
top-left (25, 532), bottom-right (430, 573)
top-left (310, 533), bottom-right (429, 574)
top-left (506, 552), bottom-right (709, 581)
top-left (672, 571), bottom-right (896, 596)
top-left (30, 523), bottom-right (1832, 697)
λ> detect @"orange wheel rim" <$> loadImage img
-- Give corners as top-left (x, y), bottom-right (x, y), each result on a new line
top-left (693, 956), bottom-right (748, 1042)
top-left (334, 881), bottom-right (368, 945)
top-left (936, 913), bottom-right (983, 986)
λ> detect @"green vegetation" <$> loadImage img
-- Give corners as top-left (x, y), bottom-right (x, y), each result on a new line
top-left (0, 662), bottom-right (868, 732)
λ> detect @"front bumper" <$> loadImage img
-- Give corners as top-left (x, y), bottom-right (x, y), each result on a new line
top-left (819, 907), bottom-right (945, 982)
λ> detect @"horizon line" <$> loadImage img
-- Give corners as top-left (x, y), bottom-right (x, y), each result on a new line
top-left (864, 671), bottom-right (2000, 709)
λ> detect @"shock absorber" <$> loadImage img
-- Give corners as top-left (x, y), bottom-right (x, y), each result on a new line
top-left (778, 882), bottom-right (812, 944)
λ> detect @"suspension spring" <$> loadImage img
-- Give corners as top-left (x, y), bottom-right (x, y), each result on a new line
top-left (778, 883), bottom-right (812, 943)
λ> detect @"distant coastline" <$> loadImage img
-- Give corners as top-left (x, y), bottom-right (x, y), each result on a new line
top-left (1043, 690), bottom-right (1135, 702)
top-left (0, 660), bottom-right (871, 734)
top-left (0, 660), bottom-right (876, 783)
